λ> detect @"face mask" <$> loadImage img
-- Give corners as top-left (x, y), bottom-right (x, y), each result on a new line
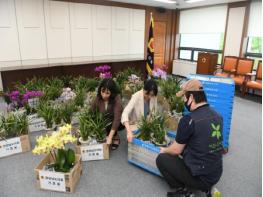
top-left (184, 97), bottom-right (192, 112)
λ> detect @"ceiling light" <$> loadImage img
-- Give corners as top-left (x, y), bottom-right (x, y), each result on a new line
top-left (185, 0), bottom-right (205, 3)
top-left (153, 0), bottom-right (177, 4)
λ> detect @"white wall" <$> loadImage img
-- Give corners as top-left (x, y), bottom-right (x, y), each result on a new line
top-left (70, 2), bottom-right (93, 63)
top-left (0, 0), bottom-right (21, 69)
top-left (224, 7), bottom-right (246, 57)
top-left (16, 0), bottom-right (48, 66)
top-left (0, 0), bottom-right (146, 70)
top-left (44, 0), bottom-right (71, 64)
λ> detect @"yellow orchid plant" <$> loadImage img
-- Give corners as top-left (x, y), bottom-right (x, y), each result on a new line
top-left (33, 124), bottom-right (77, 172)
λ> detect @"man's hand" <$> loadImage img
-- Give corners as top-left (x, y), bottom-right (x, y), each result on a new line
top-left (160, 147), bottom-right (166, 154)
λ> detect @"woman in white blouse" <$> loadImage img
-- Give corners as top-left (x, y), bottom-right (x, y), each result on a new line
top-left (121, 79), bottom-right (158, 142)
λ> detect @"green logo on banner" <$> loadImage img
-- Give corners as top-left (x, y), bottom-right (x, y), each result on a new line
top-left (211, 123), bottom-right (221, 140)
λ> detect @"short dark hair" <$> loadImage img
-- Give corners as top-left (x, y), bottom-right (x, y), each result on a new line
top-left (97, 78), bottom-right (119, 103)
top-left (144, 79), bottom-right (158, 96)
top-left (185, 90), bottom-right (207, 104)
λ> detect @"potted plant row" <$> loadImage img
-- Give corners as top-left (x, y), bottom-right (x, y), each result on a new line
top-left (128, 112), bottom-right (176, 177)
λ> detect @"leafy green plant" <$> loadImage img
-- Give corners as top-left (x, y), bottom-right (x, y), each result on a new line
top-left (74, 89), bottom-right (86, 107)
top-left (42, 77), bottom-right (63, 101)
top-left (85, 78), bottom-right (100, 92)
top-left (60, 75), bottom-right (73, 88)
top-left (138, 112), bottom-right (167, 145)
top-left (49, 148), bottom-right (76, 173)
top-left (61, 101), bottom-right (77, 124)
top-left (0, 113), bottom-right (28, 139)
top-left (151, 113), bottom-right (166, 145)
top-left (53, 105), bottom-right (62, 125)
top-left (79, 109), bottom-right (93, 141)
top-left (138, 116), bottom-right (152, 141)
top-left (79, 108), bottom-right (110, 142)
top-left (169, 96), bottom-right (184, 113)
top-left (37, 102), bottom-right (54, 129)
top-left (13, 77), bottom-right (47, 93)
top-left (72, 76), bottom-right (99, 92)
top-left (115, 68), bottom-right (142, 93)
top-left (159, 76), bottom-right (182, 100)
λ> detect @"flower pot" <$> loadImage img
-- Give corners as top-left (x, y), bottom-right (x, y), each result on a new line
top-left (150, 134), bottom-right (171, 147)
top-left (96, 138), bottom-right (106, 144)
top-left (79, 137), bottom-right (92, 145)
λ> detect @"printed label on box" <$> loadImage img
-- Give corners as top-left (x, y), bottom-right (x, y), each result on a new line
top-left (28, 121), bottom-right (47, 133)
top-left (0, 137), bottom-right (23, 158)
top-left (39, 170), bottom-right (66, 192)
top-left (80, 144), bottom-right (104, 161)
top-left (28, 98), bottom-right (39, 109)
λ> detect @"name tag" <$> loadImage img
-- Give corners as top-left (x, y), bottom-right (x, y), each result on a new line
top-left (80, 144), bottom-right (104, 161)
top-left (0, 137), bottom-right (22, 158)
top-left (28, 114), bottom-right (46, 132)
top-left (28, 121), bottom-right (47, 132)
top-left (39, 170), bottom-right (66, 192)
top-left (28, 98), bottom-right (39, 109)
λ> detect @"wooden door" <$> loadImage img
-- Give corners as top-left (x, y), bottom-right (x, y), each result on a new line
top-left (154, 21), bottom-right (166, 68)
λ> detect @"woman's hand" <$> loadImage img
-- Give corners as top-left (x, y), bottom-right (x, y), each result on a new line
top-left (106, 136), bottom-right (113, 145)
top-left (127, 130), bottom-right (133, 143)
top-left (106, 130), bottom-right (115, 145)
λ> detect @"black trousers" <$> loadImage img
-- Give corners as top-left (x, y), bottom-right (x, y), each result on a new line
top-left (156, 153), bottom-right (210, 191)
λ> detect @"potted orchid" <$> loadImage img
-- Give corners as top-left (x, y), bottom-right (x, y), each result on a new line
top-left (4, 90), bottom-right (43, 114)
top-left (33, 124), bottom-right (77, 172)
top-left (23, 90), bottom-right (44, 114)
top-left (152, 67), bottom-right (167, 80)
top-left (94, 65), bottom-right (112, 79)
top-left (33, 124), bottom-right (82, 193)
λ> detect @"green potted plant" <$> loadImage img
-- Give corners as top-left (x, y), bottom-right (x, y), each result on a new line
top-left (150, 113), bottom-right (168, 146)
top-left (137, 116), bottom-right (152, 141)
top-left (33, 124), bottom-right (77, 172)
top-left (159, 76), bottom-right (182, 100)
top-left (78, 108), bottom-right (110, 143)
top-left (37, 101), bottom-right (54, 130)
top-left (138, 113), bottom-right (169, 146)
top-left (74, 89), bottom-right (86, 108)
top-left (0, 112), bottom-right (28, 139)
top-left (91, 109), bottom-right (110, 143)
top-left (78, 108), bottom-right (93, 144)
top-left (169, 96), bottom-right (184, 115)
top-left (0, 112), bottom-right (31, 158)
top-left (61, 101), bottom-right (77, 124)
top-left (33, 124), bottom-right (82, 192)
top-left (53, 105), bottom-right (62, 126)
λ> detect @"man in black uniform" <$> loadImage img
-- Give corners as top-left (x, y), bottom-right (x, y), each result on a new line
top-left (156, 79), bottom-right (223, 197)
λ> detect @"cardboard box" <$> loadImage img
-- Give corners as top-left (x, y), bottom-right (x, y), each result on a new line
top-left (76, 143), bottom-right (109, 161)
top-left (0, 135), bottom-right (31, 158)
top-left (34, 154), bottom-right (82, 193)
top-left (128, 130), bottom-right (176, 177)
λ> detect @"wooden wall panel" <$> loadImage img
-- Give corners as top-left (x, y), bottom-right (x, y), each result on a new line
top-left (1, 60), bottom-right (146, 90)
